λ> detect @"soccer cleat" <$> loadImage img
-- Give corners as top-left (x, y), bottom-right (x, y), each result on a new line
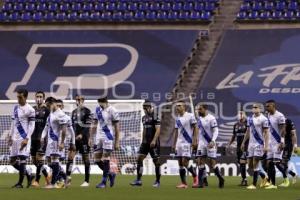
top-left (66, 176), bottom-right (72, 187)
top-left (31, 181), bottom-right (40, 188)
top-left (27, 174), bottom-right (35, 188)
top-left (12, 183), bottom-right (23, 189)
top-left (96, 182), bottom-right (106, 189)
top-left (219, 178), bottom-right (225, 188)
top-left (152, 181), bottom-right (160, 188)
top-left (55, 181), bottom-right (65, 189)
top-left (176, 183), bottom-right (188, 189)
top-left (292, 175), bottom-right (297, 185)
top-left (130, 180), bottom-right (142, 186)
top-left (80, 182), bottom-right (90, 187)
top-left (44, 184), bottom-right (55, 189)
top-left (192, 176), bottom-right (198, 188)
top-left (108, 172), bottom-right (116, 187)
top-left (279, 178), bottom-right (290, 187)
top-left (246, 184), bottom-right (257, 190)
top-left (238, 179), bottom-right (248, 186)
top-left (259, 177), bottom-right (269, 188)
top-left (265, 184), bottom-right (278, 189)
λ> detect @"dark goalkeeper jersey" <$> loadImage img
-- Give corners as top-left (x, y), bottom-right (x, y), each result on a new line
top-left (285, 118), bottom-right (295, 149)
top-left (31, 105), bottom-right (50, 141)
top-left (71, 106), bottom-right (92, 141)
top-left (233, 120), bottom-right (248, 149)
top-left (142, 112), bottom-right (160, 144)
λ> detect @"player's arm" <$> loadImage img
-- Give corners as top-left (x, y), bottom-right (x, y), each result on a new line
top-left (292, 129), bottom-right (298, 152)
top-left (278, 115), bottom-right (286, 150)
top-left (192, 123), bottom-right (198, 150)
top-left (208, 118), bottom-right (218, 148)
top-left (263, 127), bottom-right (269, 152)
top-left (41, 120), bottom-right (48, 147)
top-left (89, 118), bottom-right (98, 147)
top-left (241, 127), bottom-right (250, 151)
top-left (8, 120), bottom-right (14, 146)
top-left (228, 124), bottom-right (237, 147)
top-left (172, 128), bottom-right (178, 153)
top-left (21, 109), bottom-right (35, 150)
top-left (83, 108), bottom-right (92, 142)
top-left (113, 121), bottom-right (120, 150)
top-left (151, 116), bottom-right (161, 148)
top-left (59, 124), bottom-right (67, 151)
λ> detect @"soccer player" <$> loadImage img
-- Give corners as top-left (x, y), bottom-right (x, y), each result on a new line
top-left (228, 111), bottom-right (248, 186)
top-left (172, 101), bottom-right (198, 189)
top-left (130, 100), bottom-right (161, 187)
top-left (195, 103), bottom-right (225, 188)
top-left (8, 88), bottom-right (35, 188)
top-left (89, 97), bottom-right (120, 188)
top-left (241, 103), bottom-right (269, 190)
top-left (41, 97), bottom-right (67, 189)
top-left (31, 91), bottom-right (51, 187)
top-left (281, 118), bottom-right (298, 185)
top-left (264, 100), bottom-right (288, 189)
top-left (67, 95), bottom-right (92, 187)
top-left (55, 99), bottom-right (75, 188)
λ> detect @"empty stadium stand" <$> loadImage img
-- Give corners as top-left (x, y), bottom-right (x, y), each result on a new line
top-left (236, 0), bottom-right (300, 21)
top-left (0, 0), bottom-right (220, 23)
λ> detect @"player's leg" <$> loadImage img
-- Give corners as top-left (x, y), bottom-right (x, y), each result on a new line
top-left (150, 144), bottom-right (161, 187)
top-left (81, 153), bottom-right (91, 187)
top-left (208, 156), bottom-right (225, 189)
top-left (176, 157), bottom-right (189, 188)
top-left (36, 152), bottom-right (51, 185)
top-left (10, 156), bottom-right (23, 188)
top-left (239, 158), bottom-right (248, 186)
top-left (96, 150), bottom-right (111, 188)
top-left (196, 156), bottom-right (206, 188)
top-left (130, 143), bottom-right (148, 186)
top-left (282, 149), bottom-right (297, 184)
top-left (66, 148), bottom-right (76, 186)
top-left (47, 155), bottom-right (60, 188)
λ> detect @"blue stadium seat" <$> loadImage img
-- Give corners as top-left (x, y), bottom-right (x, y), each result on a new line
top-left (248, 11), bottom-right (258, 20)
top-left (21, 12), bottom-right (31, 22)
top-left (134, 11), bottom-right (145, 20)
top-left (36, 3), bottom-right (47, 12)
top-left (237, 11), bottom-right (247, 20)
top-left (33, 12), bottom-right (42, 22)
top-left (44, 12), bottom-right (55, 22)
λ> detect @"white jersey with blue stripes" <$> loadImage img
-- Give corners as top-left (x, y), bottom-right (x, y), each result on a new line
top-left (93, 105), bottom-right (119, 141)
top-left (197, 113), bottom-right (218, 146)
top-left (43, 108), bottom-right (68, 144)
top-left (267, 110), bottom-right (285, 145)
top-left (247, 114), bottom-right (269, 146)
top-left (11, 103), bottom-right (35, 141)
top-left (175, 112), bottom-right (197, 146)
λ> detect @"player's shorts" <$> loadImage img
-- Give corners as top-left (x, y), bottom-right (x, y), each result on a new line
top-left (175, 143), bottom-right (192, 158)
top-left (45, 141), bottom-right (63, 158)
top-left (75, 140), bottom-right (90, 155)
top-left (237, 148), bottom-right (247, 162)
top-left (247, 144), bottom-right (264, 159)
top-left (10, 139), bottom-right (31, 158)
top-left (267, 144), bottom-right (283, 161)
top-left (196, 144), bottom-right (217, 159)
top-left (94, 139), bottom-right (113, 154)
top-left (282, 146), bottom-right (293, 161)
top-left (138, 143), bottom-right (160, 159)
top-left (30, 139), bottom-right (46, 156)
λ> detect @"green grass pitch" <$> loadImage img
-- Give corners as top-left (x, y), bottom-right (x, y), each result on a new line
top-left (0, 174), bottom-right (299, 200)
